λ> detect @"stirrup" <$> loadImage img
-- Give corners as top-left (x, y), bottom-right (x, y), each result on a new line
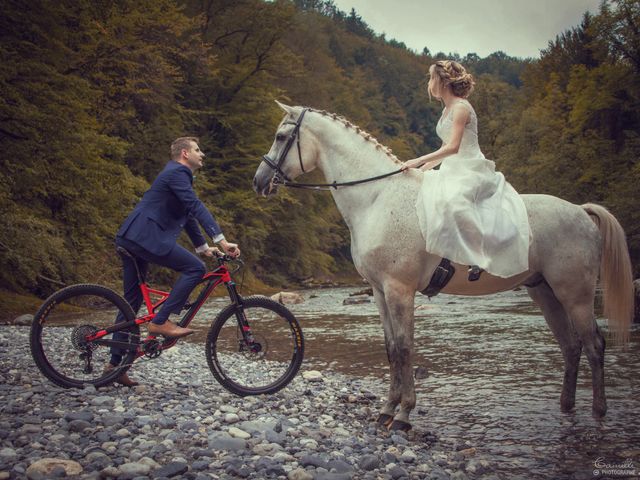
top-left (468, 265), bottom-right (483, 282)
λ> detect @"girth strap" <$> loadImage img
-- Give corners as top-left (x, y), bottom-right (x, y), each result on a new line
top-left (420, 258), bottom-right (456, 298)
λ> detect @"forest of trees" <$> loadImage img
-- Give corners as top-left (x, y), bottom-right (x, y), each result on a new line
top-left (1, 0), bottom-right (638, 302)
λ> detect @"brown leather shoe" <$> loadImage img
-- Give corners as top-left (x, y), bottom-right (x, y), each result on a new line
top-left (104, 364), bottom-right (139, 387)
top-left (148, 320), bottom-right (194, 338)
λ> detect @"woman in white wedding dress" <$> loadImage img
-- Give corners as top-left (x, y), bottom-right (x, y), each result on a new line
top-left (402, 60), bottom-right (531, 279)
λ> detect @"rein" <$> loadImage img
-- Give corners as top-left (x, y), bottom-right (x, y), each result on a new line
top-left (276, 168), bottom-right (405, 190)
top-left (262, 107), bottom-right (405, 191)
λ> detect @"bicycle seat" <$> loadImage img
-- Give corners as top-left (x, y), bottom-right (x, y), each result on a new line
top-left (116, 246), bottom-right (145, 283)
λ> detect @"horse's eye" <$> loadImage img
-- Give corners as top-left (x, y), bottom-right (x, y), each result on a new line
top-left (276, 134), bottom-right (286, 142)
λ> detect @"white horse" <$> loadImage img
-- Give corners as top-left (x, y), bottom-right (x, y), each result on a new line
top-left (253, 102), bottom-right (634, 431)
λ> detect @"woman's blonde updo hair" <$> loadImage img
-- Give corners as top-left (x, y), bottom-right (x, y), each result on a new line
top-left (428, 60), bottom-right (475, 99)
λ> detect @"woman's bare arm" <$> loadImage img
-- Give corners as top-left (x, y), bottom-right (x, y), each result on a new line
top-left (402, 104), bottom-right (470, 171)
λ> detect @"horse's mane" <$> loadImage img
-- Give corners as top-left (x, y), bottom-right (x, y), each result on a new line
top-left (306, 108), bottom-right (401, 165)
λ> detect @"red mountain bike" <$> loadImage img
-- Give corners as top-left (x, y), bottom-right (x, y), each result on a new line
top-left (29, 249), bottom-right (304, 396)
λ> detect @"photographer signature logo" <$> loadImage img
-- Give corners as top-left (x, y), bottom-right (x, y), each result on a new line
top-left (593, 457), bottom-right (636, 477)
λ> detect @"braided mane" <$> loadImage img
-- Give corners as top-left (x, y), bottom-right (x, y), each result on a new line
top-left (306, 108), bottom-right (401, 164)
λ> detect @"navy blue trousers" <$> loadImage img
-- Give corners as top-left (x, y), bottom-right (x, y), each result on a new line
top-left (110, 237), bottom-right (206, 365)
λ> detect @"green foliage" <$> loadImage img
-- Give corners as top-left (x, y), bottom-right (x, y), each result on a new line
top-left (2, 0), bottom-right (639, 301)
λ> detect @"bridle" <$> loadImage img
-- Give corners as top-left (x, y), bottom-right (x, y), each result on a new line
top-left (261, 108), bottom-right (309, 184)
top-left (261, 108), bottom-right (404, 191)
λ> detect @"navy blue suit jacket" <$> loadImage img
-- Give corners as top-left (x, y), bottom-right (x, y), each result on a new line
top-left (116, 161), bottom-right (223, 257)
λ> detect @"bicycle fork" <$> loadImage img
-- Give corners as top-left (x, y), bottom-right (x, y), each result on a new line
top-left (226, 281), bottom-right (259, 352)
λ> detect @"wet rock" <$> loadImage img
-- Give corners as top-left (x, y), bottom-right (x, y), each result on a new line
top-left (91, 396), bottom-right (115, 408)
top-left (359, 454), bottom-right (380, 471)
top-left (288, 467), bottom-right (313, 480)
top-left (207, 432), bottom-right (246, 451)
top-left (271, 292), bottom-right (305, 304)
top-left (228, 427), bottom-right (251, 439)
top-left (153, 461), bottom-right (188, 478)
top-left (224, 413), bottom-right (240, 424)
top-left (388, 465), bottom-right (409, 479)
top-left (118, 461), bottom-right (151, 477)
top-left (349, 288), bottom-right (373, 296)
top-left (64, 411), bottom-right (94, 423)
top-left (25, 458), bottom-right (83, 479)
top-left (68, 419), bottom-right (92, 432)
top-left (343, 296), bottom-right (371, 305)
top-left (302, 370), bottom-right (324, 382)
top-left (12, 314), bottom-right (33, 326)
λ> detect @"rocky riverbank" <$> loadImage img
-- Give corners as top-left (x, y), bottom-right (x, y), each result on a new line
top-left (0, 326), bottom-right (491, 480)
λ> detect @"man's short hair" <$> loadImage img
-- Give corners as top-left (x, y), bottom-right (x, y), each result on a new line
top-left (171, 136), bottom-right (199, 160)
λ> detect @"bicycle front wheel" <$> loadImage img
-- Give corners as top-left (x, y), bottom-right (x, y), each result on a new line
top-left (30, 284), bottom-right (140, 389)
top-left (206, 295), bottom-right (304, 396)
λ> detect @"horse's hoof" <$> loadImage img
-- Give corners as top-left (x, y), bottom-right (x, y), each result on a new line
top-left (592, 404), bottom-right (607, 418)
top-left (376, 413), bottom-right (394, 428)
top-left (389, 420), bottom-right (412, 432)
top-left (560, 402), bottom-right (575, 413)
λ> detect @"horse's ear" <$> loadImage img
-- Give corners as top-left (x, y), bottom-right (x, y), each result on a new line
top-left (275, 100), bottom-right (293, 114)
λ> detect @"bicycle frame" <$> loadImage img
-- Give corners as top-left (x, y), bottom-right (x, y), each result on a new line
top-left (85, 260), bottom-right (246, 356)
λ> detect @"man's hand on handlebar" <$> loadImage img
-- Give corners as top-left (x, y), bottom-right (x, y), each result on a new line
top-left (201, 246), bottom-right (223, 258)
top-left (219, 239), bottom-right (241, 258)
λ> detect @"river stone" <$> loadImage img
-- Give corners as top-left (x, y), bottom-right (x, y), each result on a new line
top-left (0, 449), bottom-right (17, 462)
top-left (327, 459), bottom-right (354, 472)
top-left (343, 296), bottom-right (371, 305)
top-left (118, 461), bottom-right (151, 476)
top-left (299, 454), bottom-right (329, 469)
top-left (224, 413), bottom-right (240, 424)
top-left (13, 314), bottom-right (33, 326)
top-left (64, 411), bottom-right (94, 423)
top-left (302, 370), bottom-right (324, 382)
top-left (207, 432), bottom-right (246, 451)
top-left (26, 458), bottom-right (83, 479)
top-left (388, 465), bottom-right (409, 479)
top-left (288, 467), bottom-right (313, 480)
top-left (91, 396), bottom-right (114, 407)
top-left (237, 419), bottom-right (278, 434)
top-left (153, 461), bottom-right (188, 478)
top-left (400, 449), bottom-right (417, 463)
top-left (359, 454), bottom-right (380, 471)
top-left (68, 419), bottom-right (92, 432)
top-left (228, 427), bottom-right (251, 439)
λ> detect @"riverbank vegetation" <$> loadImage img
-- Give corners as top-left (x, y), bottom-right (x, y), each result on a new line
top-left (1, 0), bottom-right (637, 308)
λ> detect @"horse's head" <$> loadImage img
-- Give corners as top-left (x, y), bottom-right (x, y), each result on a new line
top-left (253, 101), bottom-right (319, 196)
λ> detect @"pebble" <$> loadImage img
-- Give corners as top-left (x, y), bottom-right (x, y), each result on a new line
top-left (0, 326), bottom-right (485, 480)
top-left (228, 426), bottom-right (251, 439)
top-left (302, 370), bottom-right (324, 382)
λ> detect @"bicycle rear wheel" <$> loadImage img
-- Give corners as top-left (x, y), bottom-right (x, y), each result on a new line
top-left (206, 295), bottom-right (304, 396)
top-left (30, 284), bottom-right (140, 389)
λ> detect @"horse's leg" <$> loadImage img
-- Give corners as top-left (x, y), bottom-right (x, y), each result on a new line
top-left (565, 300), bottom-right (606, 417)
top-left (372, 286), bottom-right (398, 427)
top-left (381, 281), bottom-right (416, 431)
top-left (527, 282), bottom-right (582, 412)
top-left (552, 281), bottom-right (606, 417)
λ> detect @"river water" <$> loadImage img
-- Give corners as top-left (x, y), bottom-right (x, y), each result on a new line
top-left (190, 287), bottom-right (639, 479)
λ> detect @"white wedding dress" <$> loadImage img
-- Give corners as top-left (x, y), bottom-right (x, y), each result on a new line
top-left (415, 98), bottom-right (531, 278)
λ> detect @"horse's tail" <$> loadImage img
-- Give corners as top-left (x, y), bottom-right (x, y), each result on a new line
top-left (582, 203), bottom-right (634, 345)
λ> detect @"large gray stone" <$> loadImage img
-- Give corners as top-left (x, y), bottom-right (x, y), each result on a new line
top-left (207, 432), bottom-right (246, 451)
top-left (26, 458), bottom-right (83, 479)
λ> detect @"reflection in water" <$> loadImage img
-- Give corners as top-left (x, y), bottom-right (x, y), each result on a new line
top-left (188, 288), bottom-right (639, 479)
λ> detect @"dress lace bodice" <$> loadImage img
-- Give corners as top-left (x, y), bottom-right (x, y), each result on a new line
top-left (436, 98), bottom-right (484, 158)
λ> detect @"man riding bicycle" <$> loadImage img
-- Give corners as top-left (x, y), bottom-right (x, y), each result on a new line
top-left (108, 137), bottom-right (241, 386)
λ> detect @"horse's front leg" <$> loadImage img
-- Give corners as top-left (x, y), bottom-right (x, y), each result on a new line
top-left (372, 286), bottom-right (398, 428)
top-left (377, 282), bottom-right (417, 432)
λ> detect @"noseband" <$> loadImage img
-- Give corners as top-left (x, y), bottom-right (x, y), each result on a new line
top-left (261, 108), bottom-right (309, 184)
